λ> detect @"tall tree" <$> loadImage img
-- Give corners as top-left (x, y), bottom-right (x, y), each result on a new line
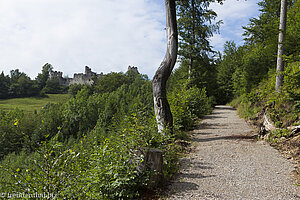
top-left (216, 41), bottom-right (241, 104)
top-left (275, 0), bottom-right (288, 93)
top-left (10, 69), bottom-right (22, 84)
top-left (153, 0), bottom-right (223, 133)
top-left (177, 0), bottom-right (221, 76)
top-left (176, 0), bottom-right (222, 98)
top-left (153, 0), bottom-right (178, 133)
top-left (8, 70), bottom-right (39, 98)
top-left (285, 0), bottom-right (300, 58)
top-left (36, 63), bottom-right (53, 90)
top-left (0, 72), bottom-right (10, 99)
top-left (243, 0), bottom-right (282, 45)
top-left (241, 0), bottom-right (295, 94)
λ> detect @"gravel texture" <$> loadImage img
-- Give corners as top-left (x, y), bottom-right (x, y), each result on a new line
top-left (167, 105), bottom-right (300, 200)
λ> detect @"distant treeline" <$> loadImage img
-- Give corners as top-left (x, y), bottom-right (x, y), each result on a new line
top-left (0, 63), bottom-right (68, 99)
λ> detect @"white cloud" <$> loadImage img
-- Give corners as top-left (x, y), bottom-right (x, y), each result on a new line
top-left (209, 34), bottom-right (229, 52)
top-left (209, 0), bottom-right (260, 52)
top-left (0, 0), bottom-right (166, 79)
top-left (0, 0), bottom-right (260, 79)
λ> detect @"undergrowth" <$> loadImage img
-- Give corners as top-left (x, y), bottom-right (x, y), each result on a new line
top-left (230, 62), bottom-right (300, 132)
top-left (0, 72), bottom-right (212, 199)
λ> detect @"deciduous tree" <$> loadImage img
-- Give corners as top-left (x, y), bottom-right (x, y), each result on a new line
top-left (275, 0), bottom-right (288, 92)
top-left (36, 63), bottom-right (53, 90)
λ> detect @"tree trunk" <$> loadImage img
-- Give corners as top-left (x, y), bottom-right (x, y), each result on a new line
top-left (189, 0), bottom-right (195, 78)
top-left (190, 0), bottom-right (196, 76)
top-left (153, 0), bottom-right (178, 134)
top-left (275, 0), bottom-right (287, 93)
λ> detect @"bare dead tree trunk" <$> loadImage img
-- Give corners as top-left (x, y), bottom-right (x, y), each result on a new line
top-left (153, 0), bottom-right (178, 134)
top-left (275, 0), bottom-right (287, 93)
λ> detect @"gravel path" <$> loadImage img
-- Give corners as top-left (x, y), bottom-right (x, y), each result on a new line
top-left (167, 105), bottom-right (299, 200)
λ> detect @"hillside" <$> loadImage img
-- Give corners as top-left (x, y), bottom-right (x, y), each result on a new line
top-left (0, 94), bottom-right (70, 113)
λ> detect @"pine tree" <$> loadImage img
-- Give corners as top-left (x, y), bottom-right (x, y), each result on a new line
top-left (177, 0), bottom-right (221, 76)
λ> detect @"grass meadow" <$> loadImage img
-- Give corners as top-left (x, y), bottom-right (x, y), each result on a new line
top-left (0, 94), bottom-right (71, 113)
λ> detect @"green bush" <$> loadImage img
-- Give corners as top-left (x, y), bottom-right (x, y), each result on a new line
top-left (68, 84), bottom-right (86, 96)
top-left (0, 133), bottom-right (91, 199)
top-left (233, 62), bottom-right (300, 127)
top-left (0, 109), bottom-right (25, 159)
top-left (0, 110), bottom-right (181, 199)
top-left (0, 70), bottom-right (191, 199)
top-left (169, 80), bottom-right (212, 130)
top-left (43, 78), bottom-right (67, 94)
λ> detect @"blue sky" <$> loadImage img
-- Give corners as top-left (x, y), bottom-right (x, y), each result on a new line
top-left (0, 0), bottom-right (260, 79)
top-left (209, 0), bottom-right (260, 51)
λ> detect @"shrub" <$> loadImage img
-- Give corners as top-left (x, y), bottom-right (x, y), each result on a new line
top-left (0, 109), bottom-right (25, 159)
top-left (169, 80), bottom-right (213, 130)
top-left (68, 84), bottom-right (86, 96)
top-left (0, 133), bottom-right (91, 199)
top-left (233, 61), bottom-right (300, 127)
top-left (0, 111), bottom-right (181, 199)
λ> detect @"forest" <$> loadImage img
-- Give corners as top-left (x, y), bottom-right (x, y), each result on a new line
top-left (0, 0), bottom-right (299, 199)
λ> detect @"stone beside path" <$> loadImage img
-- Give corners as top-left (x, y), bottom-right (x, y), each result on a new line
top-left (167, 105), bottom-right (299, 200)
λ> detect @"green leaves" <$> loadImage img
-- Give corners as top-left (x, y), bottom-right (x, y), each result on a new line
top-left (0, 108), bottom-right (24, 159)
top-left (177, 0), bottom-right (221, 97)
top-left (0, 64), bottom-right (184, 199)
top-left (169, 79), bottom-right (213, 130)
top-left (234, 61), bottom-right (300, 129)
top-left (177, 0), bottom-right (220, 60)
top-left (220, 0), bottom-right (299, 106)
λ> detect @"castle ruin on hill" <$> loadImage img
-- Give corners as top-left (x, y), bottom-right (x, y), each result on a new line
top-left (49, 66), bottom-right (139, 86)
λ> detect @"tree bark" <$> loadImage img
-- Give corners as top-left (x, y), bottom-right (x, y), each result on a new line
top-left (275, 0), bottom-right (287, 93)
top-left (189, 0), bottom-right (195, 77)
top-left (153, 0), bottom-right (178, 134)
